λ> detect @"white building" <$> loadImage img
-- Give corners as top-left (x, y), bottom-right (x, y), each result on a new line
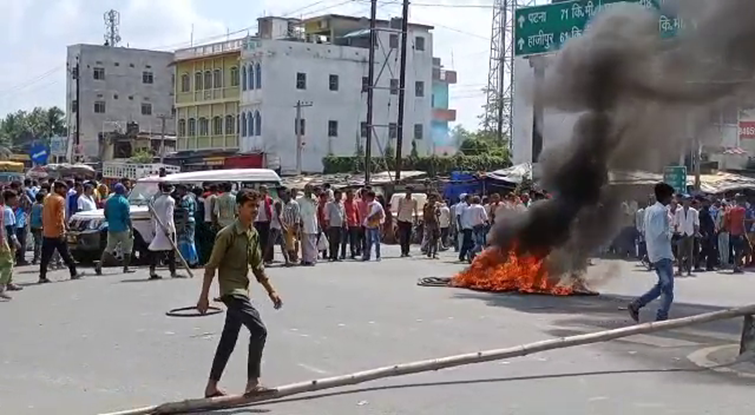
top-left (238, 15), bottom-right (435, 173)
top-left (66, 44), bottom-right (175, 160)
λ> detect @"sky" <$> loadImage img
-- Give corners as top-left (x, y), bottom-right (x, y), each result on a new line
top-left (0, 0), bottom-right (543, 130)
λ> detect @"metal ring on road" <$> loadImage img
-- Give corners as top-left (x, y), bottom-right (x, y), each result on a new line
top-left (166, 306), bottom-right (223, 317)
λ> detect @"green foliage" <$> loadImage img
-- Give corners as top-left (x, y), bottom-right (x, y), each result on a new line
top-left (453, 125), bottom-right (510, 159)
top-left (322, 153), bottom-right (511, 176)
top-left (129, 149), bottom-right (154, 164)
top-left (0, 107), bottom-right (66, 150)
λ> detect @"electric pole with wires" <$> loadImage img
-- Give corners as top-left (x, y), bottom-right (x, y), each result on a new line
top-left (364, 0), bottom-right (378, 184)
top-left (394, 0), bottom-right (410, 182)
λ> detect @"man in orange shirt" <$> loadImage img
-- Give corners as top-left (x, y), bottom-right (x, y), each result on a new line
top-left (39, 181), bottom-right (80, 284)
top-left (727, 194), bottom-right (748, 274)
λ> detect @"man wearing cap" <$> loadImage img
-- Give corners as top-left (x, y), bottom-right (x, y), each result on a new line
top-left (673, 194), bottom-right (699, 276)
top-left (95, 183), bottom-right (134, 275)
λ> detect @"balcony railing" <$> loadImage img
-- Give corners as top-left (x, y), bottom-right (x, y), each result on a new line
top-left (175, 87), bottom-right (240, 104)
top-left (175, 38), bottom-right (246, 61)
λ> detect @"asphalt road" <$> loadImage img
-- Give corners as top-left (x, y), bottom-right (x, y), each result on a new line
top-left (2, 246), bottom-right (755, 415)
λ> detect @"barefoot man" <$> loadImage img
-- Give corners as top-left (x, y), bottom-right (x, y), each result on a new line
top-left (197, 189), bottom-right (283, 398)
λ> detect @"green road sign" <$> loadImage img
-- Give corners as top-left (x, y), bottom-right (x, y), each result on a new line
top-left (663, 166), bottom-right (687, 194)
top-left (514, 0), bottom-right (681, 56)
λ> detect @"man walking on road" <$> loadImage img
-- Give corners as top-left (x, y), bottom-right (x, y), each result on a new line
top-left (628, 182), bottom-right (676, 322)
top-left (39, 181), bottom-right (80, 284)
top-left (197, 189), bottom-right (283, 398)
top-left (148, 183), bottom-right (182, 280)
top-left (396, 187), bottom-right (418, 257)
top-left (297, 185), bottom-right (319, 266)
top-left (95, 184), bottom-right (134, 275)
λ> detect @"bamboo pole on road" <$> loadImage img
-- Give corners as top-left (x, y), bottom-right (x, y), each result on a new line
top-left (100, 303), bottom-right (755, 415)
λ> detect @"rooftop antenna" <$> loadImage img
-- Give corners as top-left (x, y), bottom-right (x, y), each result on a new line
top-left (103, 9), bottom-right (122, 47)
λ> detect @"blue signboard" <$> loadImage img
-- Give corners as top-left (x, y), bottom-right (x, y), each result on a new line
top-left (30, 143), bottom-right (49, 165)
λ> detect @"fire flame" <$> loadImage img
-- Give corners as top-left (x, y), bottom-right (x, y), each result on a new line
top-left (451, 248), bottom-right (575, 296)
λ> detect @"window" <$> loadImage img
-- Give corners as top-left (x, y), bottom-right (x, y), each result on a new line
top-left (328, 120), bottom-right (338, 137)
top-left (247, 112), bottom-right (254, 136)
top-left (129, 63), bottom-right (135, 68)
top-left (213, 69), bottom-right (222, 88)
top-left (255, 111), bottom-right (262, 136)
top-left (128, 95), bottom-right (134, 100)
top-left (415, 81), bottom-right (424, 97)
top-left (188, 118), bottom-right (196, 136)
top-left (71, 100), bottom-right (78, 112)
top-left (141, 103), bottom-right (152, 115)
top-left (225, 115), bottom-right (235, 135)
top-left (195, 72), bottom-right (203, 90)
top-left (199, 117), bottom-right (209, 136)
top-left (142, 71), bottom-right (154, 84)
top-left (415, 36), bottom-right (425, 51)
top-left (114, 62), bottom-right (120, 67)
top-left (390, 78), bottom-right (399, 95)
top-left (204, 71), bottom-right (212, 90)
top-left (389, 123), bottom-right (398, 139)
top-left (241, 66), bottom-right (247, 90)
top-left (94, 100), bottom-right (106, 114)
top-left (248, 64), bottom-right (255, 90)
top-left (212, 116), bottom-right (222, 135)
top-left (230, 67), bottom-right (239, 87)
top-left (361, 76), bottom-right (369, 93)
top-left (178, 119), bottom-right (186, 136)
top-left (413, 123), bottom-right (423, 139)
top-left (181, 74), bottom-right (190, 92)
top-left (329, 74), bottom-right (339, 91)
top-left (360, 122), bottom-right (369, 138)
top-left (113, 94), bottom-right (119, 100)
top-left (295, 118), bottom-right (306, 135)
top-left (255, 63), bottom-right (262, 88)
top-left (389, 34), bottom-right (399, 49)
top-left (296, 72), bottom-right (307, 90)
top-left (241, 113), bottom-right (247, 136)
top-left (93, 67), bottom-right (105, 80)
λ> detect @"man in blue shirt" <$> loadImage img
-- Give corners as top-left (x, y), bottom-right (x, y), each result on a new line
top-left (95, 184), bottom-right (134, 275)
top-left (628, 182), bottom-right (676, 322)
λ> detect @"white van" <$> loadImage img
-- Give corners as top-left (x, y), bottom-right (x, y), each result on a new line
top-left (67, 169), bottom-right (282, 264)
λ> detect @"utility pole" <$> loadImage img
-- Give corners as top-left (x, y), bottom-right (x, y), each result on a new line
top-left (294, 100), bottom-right (313, 175)
top-left (364, 0), bottom-right (378, 184)
top-left (394, 0), bottom-right (410, 182)
top-left (157, 114), bottom-right (171, 164)
top-left (74, 56), bottom-right (81, 163)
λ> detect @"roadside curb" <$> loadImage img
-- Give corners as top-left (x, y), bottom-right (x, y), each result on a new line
top-left (687, 344), bottom-right (755, 379)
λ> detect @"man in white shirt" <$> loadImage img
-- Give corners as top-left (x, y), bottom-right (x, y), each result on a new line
top-left (628, 182), bottom-right (676, 322)
top-left (673, 194), bottom-right (699, 276)
top-left (438, 200), bottom-right (451, 250)
top-left (467, 196), bottom-right (489, 262)
top-left (77, 183), bottom-right (97, 212)
top-left (296, 185), bottom-right (319, 266)
top-left (396, 187), bottom-right (418, 257)
top-left (457, 194), bottom-right (474, 262)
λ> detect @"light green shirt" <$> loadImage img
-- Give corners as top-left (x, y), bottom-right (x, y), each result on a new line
top-left (206, 220), bottom-right (266, 297)
top-left (213, 192), bottom-right (237, 228)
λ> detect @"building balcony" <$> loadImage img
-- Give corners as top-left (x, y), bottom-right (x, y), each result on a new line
top-left (177, 134), bottom-right (239, 151)
top-left (432, 68), bottom-right (457, 84)
top-left (176, 87), bottom-right (240, 105)
top-left (433, 108), bottom-right (457, 122)
top-left (174, 38), bottom-right (246, 61)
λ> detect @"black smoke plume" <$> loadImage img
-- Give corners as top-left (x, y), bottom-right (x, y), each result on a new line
top-left (489, 1), bottom-right (755, 276)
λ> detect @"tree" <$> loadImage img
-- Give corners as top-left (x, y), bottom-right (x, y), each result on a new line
top-left (129, 149), bottom-right (154, 163)
top-left (454, 125), bottom-right (511, 161)
top-left (0, 106), bottom-right (67, 152)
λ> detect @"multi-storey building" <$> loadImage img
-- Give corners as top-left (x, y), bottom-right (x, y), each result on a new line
top-left (238, 15), bottom-right (436, 173)
top-left (431, 57), bottom-right (457, 155)
top-left (173, 38), bottom-right (244, 160)
top-left (66, 44), bottom-right (175, 160)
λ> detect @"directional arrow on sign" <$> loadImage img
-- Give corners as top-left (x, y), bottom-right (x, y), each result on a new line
top-left (517, 38), bottom-right (524, 50)
top-left (518, 15), bottom-right (525, 29)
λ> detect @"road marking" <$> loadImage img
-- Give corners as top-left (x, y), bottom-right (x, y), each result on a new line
top-left (298, 363), bottom-right (330, 375)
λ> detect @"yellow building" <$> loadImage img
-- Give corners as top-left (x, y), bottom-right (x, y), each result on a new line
top-left (173, 38), bottom-right (245, 151)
